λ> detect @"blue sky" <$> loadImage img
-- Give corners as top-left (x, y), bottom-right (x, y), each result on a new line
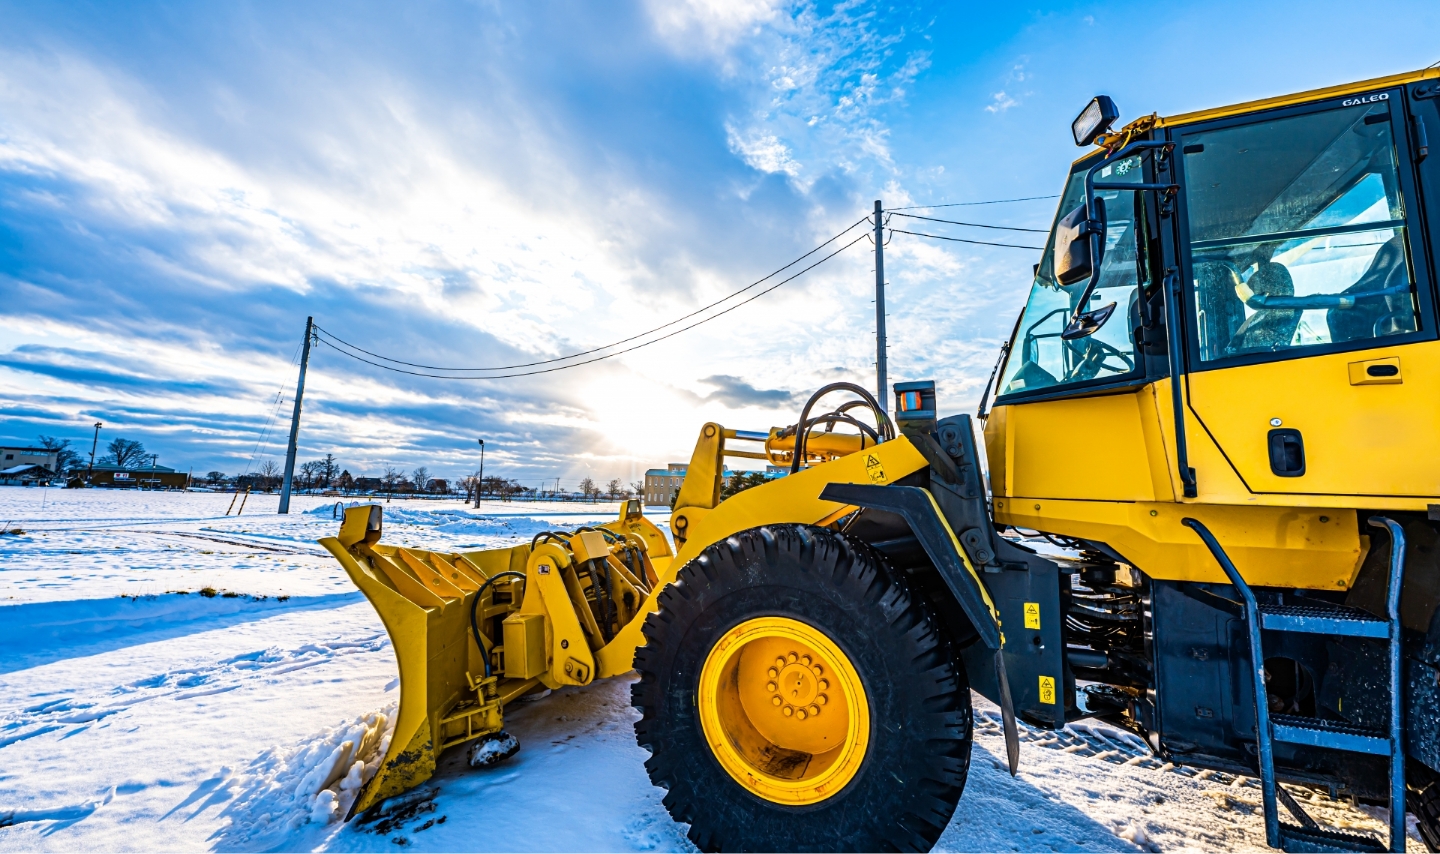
top-left (2, 0), bottom-right (1437, 487)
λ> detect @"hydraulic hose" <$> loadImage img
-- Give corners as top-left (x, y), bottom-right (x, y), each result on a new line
top-left (470, 571), bottom-right (529, 678)
top-left (790, 382), bottom-right (895, 473)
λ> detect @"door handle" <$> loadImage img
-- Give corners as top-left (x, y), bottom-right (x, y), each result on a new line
top-left (1268, 429), bottom-right (1305, 477)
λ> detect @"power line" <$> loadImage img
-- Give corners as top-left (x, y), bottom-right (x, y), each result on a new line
top-left (240, 340), bottom-right (304, 477)
top-left (889, 194), bottom-right (1060, 211)
top-left (888, 211), bottom-right (1048, 233)
top-left (317, 232), bottom-right (868, 380)
top-left (312, 216), bottom-right (871, 374)
top-left (889, 228), bottom-right (1044, 251)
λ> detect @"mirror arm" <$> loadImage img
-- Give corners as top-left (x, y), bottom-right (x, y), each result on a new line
top-left (1062, 141), bottom-right (1178, 339)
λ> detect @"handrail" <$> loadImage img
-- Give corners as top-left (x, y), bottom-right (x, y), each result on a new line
top-left (1164, 269), bottom-right (1198, 497)
top-left (1182, 517), bottom-right (1278, 847)
top-left (1370, 515), bottom-right (1408, 852)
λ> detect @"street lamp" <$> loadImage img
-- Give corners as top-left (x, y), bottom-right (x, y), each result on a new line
top-left (474, 439), bottom-right (485, 509)
top-left (87, 422), bottom-right (103, 484)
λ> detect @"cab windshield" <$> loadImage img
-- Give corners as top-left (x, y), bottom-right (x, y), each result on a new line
top-left (997, 156), bottom-right (1148, 398)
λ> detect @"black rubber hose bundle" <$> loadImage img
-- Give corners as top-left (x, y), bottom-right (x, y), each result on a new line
top-left (470, 571), bottom-right (529, 678)
top-left (789, 382), bottom-right (895, 473)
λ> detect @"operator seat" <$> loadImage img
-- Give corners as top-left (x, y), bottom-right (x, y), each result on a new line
top-left (1193, 263), bottom-right (1246, 359)
top-left (1328, 235), bottom-right (1413, 343)
top-left (1226, 262), bottom-right (1302, 354)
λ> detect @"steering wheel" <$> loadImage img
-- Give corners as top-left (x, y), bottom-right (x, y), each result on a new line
top-left (1062, 337), bottom-right (1134, 382)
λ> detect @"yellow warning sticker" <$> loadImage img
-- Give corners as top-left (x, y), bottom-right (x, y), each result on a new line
top-left (865, 454), bottom-right (886, 484)
top-left (1024, 602), bottom-right (1040, 630)
top-left (1039, 675), bottom-right (1056, 704)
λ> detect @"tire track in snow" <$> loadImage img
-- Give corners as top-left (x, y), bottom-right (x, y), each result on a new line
top-left (972, 709), bottom-right (1421, 849)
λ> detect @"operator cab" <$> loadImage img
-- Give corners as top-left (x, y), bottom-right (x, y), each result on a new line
top-left (997, 89), bottom-right (1428, 405)
top-left (988, 80), bottom-right (1439, 500)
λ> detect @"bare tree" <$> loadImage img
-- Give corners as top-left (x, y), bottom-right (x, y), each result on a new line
top-left (578, 477), bottom-right (597, 502)
top-left (37, 436), bottom-right (83, 473)
top-left (630, 480), bottom-right (644, 498)
top-left (257, 459), bottom-right (281, 491)
top-left (459, 470), bottom-right (481, 502)
top-left (381, 466), bottom-right (402, 494)
top-left (100, 437), bottom-right (147, 468)
top-left (606, 478), bottom-right (623, 499)
top-left (318, 454), bottom-right (339, 489)
top-left (206, 471), bottom-right (226, 486)
top-left (299, 459), bottom-right (325, 492)
top-left (411, 466), bottom-right (431, 494)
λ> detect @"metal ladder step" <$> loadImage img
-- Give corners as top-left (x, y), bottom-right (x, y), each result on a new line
top-left (1277, 821), bottom-right (1386, 853)
top-left (1184, 516), bottom-right (1408, 853)
top-left (1270, 714), bottom-right (1391, 755)
top-left (1259, 603), bottom-right (1388, 639)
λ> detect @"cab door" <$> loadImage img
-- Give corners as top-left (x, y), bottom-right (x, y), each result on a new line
top-left (1175, 87), bottom-right (1440, 498)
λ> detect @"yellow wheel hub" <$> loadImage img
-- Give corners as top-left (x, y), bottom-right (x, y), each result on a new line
top-left (697, 616), bottom-right (869, 805)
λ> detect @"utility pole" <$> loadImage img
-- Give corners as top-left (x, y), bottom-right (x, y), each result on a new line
top-left (278, 316), bottom-right (314, 515)
top-left (874, 199), bottom-right (888, 414)
top-left (87, 421), bottom-right (102, 483)
top-left (473, 439), bottom-right (485, 509)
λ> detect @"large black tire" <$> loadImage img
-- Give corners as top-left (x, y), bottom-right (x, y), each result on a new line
top-left (632, 524), bottom-right (971, 852)
top-left (1410, 760), bottom-right (1440, 851)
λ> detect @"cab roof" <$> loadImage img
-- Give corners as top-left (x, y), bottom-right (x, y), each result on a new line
top-left (1158, 67), bottom-right (1439, 128)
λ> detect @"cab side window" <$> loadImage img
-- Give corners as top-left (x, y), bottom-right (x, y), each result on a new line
top-left (997, 156), bottom-right (1147, 398)
top-left (1181, 98), bottom-right (1418, 362)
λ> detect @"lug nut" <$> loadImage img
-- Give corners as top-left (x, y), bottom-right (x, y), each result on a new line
top-left (767, 667), bottom-right (778, 678)
top-left (774, 657), bottom-right (786, 669)
top-left (796, 709), bottom-right (807, 720)
top-left (808, 705), bottom-right (819, 717)
top-left (783, 706), bottom-right (794, 717)
top-left (813, 665), bottom-right (824, 676)
top-left (816, 694), bottom-right (828, 705)
top-left (772, 696), bottom-right (782, 706)
top-left (766, 681), bottom-right (777, 692)
top-left (818, 679), bottom-right (829, 691)
top-left (787, 652), bottom-right (798, 663)
top-left (800, 655), bottom-right (811, 666)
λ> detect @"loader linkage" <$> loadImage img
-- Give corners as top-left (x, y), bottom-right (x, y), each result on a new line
top-left (319, 500), bottom-right (672, 816)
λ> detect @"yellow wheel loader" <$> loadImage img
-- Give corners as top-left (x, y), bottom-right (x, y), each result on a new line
top-left (324, 66), bottom-right (1440, 852)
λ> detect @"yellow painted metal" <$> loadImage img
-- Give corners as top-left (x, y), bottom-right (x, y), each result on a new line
top-left (697, 617), bottom-right (870, 805)
top-left (597, 436), bottom-right (929, 677)
top-left (322, 503), bottom-right (672, 814)
top-left (984, 341), bottom-right (1440, 589)
top-left (992, 498), bottom-right (1364, 588)
top-left (1158, 68), bottom-right (1438, 130)
top-left (501, 613), bottom-right (546, 679)
top-left (1186, 341), bottom-right (1440, 498)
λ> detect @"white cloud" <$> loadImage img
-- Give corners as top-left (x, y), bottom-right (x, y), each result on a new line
top-left (643, 0), bottom-right (783, 57)
top-left (725, 124), bottom-right (801, 176)
top-left (985, 91), bottom-right (1019, 113)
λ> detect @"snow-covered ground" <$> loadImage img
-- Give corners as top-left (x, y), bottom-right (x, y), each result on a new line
top-left (0, 487), bottom-right (1423, 851)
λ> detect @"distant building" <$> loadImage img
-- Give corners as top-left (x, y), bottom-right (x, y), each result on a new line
top-left (643, 463), bottom-right (787, 507)
top-left (0, 464), bottom-right (56, 486)
top-left (354, 477), bottom-right (384, 493)
top-left (88, 463), bottom-right (190, 489)
top-left (644, 463), bottom-right (689, 507)
top-left (0, 447), bottom-right (59, 473)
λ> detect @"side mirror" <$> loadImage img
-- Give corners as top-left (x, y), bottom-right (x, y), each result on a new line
top-left (1061, 302), bottom-right (1117, 340)
top-left (1053, 198), bottom-right (1105, 286)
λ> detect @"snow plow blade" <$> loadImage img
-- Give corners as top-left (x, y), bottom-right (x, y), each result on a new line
top-left (318, 502), bottom-right (671, 816)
